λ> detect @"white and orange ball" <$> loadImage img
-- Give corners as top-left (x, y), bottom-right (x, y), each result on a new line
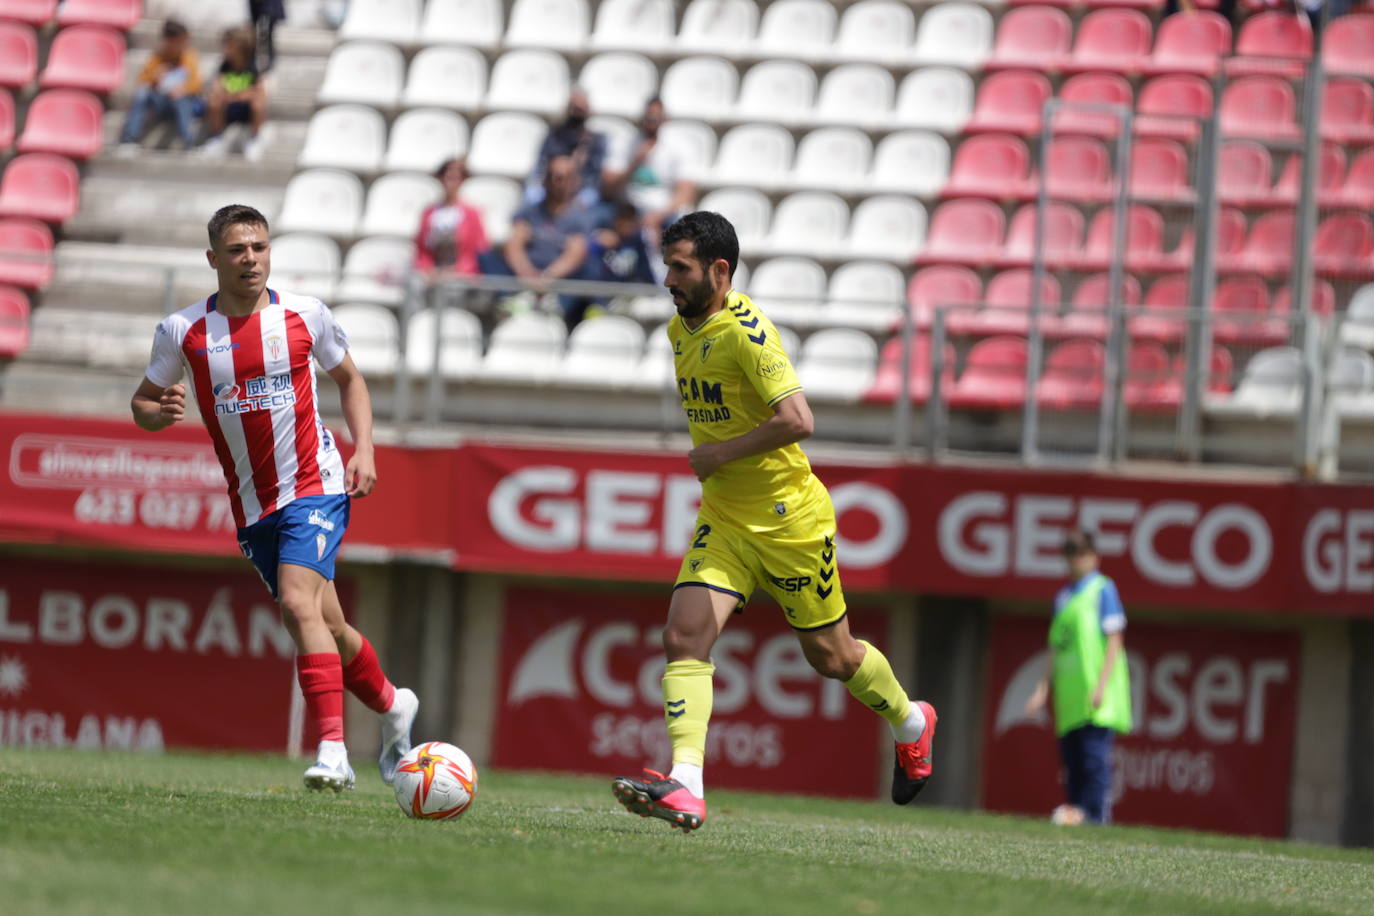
top-left (393, 741), bottom-right (478, 820)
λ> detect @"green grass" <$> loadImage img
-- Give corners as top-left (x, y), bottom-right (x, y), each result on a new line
top-left (1, 749), bottom-right (1371, 916)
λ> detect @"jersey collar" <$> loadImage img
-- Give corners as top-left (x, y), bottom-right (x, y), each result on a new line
top-left (679, 289), bottom-right (739, 337)
top-left (207, 288), bottom-right (278, 313)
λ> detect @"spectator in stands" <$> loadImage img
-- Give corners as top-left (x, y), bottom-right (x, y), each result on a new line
top-left (414, 158), bottom-right (490, 277)
top-left (602, 98), bottom-right (696, 246)
top-left (526, 88), bottom-right (607, 210)
top-left (249, 0), bottom-right (287, 74)
top-left (117, 20), bottom-right (203, 153)
top-left (484, 155), bottom-right (593, 313)
top-left (199, 28), bottom-right (268, 161)
top-left (563, 199), bottom-right (658, 328)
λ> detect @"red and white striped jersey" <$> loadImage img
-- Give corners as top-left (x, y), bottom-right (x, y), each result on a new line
top-left (144, 288), bottom-right (350, 528)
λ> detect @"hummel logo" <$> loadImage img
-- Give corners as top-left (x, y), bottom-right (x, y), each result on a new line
top-left (666, 698), bottom-right (686, 718)
top-left (869, 700), bottom-right (890, 712)
top-left (818, 567), bottom-right (835, 583)
top-left (817, 584), bottom-right (833, 599)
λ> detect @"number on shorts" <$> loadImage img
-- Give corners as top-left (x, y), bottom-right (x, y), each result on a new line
top-left (692, 524), bottom-right (712, 549)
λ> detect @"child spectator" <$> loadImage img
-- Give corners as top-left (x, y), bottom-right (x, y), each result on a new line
top-left (200, 28), bottom-right (268, 161)
top-left (564, 199), bottom-right (658, 328)
top-left (414, 158), bottom-right (490, 277)
top-left (117, 20), bottom-right (203, 152)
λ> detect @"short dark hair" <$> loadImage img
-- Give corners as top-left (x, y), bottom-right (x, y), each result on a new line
top-left (163, 19), bottom-right (188, 39)
top-left (207, 204), bottom-right (269, 247)
top-left (434, 157), bottom-right (467, 180)
top-left (661, 211), bottom-right (738, 279)
top-left (1063, 528), bottom-right (1096, 557)
top-left (612, 199), bottom-right (639, 223)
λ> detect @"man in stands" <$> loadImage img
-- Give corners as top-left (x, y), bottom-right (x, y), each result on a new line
top-left (485, 155), bottom-right (593, 311)
top-left (610, 211), bottom-right (937, 832)
top-left (117, 19), bottom-right (204, 153)
top-left (129, 205), bottom-right (419, 792)
top-left (602, 97), bottom-right (697, 246)
top-left (527, 88), bottom-right (607, 210)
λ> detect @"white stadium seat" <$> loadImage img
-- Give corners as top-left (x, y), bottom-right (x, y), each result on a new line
top-left (834, 1), bottom-right (916, 65)
top-left (579, 53), bottom-right (659, 120)
top-left (735, 60), bottom-right (817, 125)
top-left (332, 303), bottom-right (399, 375)
top-left (504, 0), bottom-right (590, 51)
top-left (560, 315), bottom-right (646, 387)
top-left (1342, 283), bottom-right (1374, 348)
top-left (339, 0), bottom-right (421, 45)
top-left (360, 172), bottom-right (444, 238)
top-left (588, 115), bottom-right (638, 161)
top-left (660, 57), bottom-right (739, 123)
top-left (298, 105), bottom-right (386, 173)
top-left (749, 257), bottom-right (828, 326)
top-left (698, 188), bottom-right (772, 254)
top-left (631, 323), bottom-right (675, 392)
top-left (479, 312), bottom-right (567, 383)
top-left (765, 192), bottom-right (849, 258)
top-left (339, 236), bottom-right (414, 306)
top-left (406, 307), bottom-right (484, 380)
top-left (796, 328), bottom-right (878, 402)
top-left (678, 0), bottom-right (758, 58)
top-left (848, 196), bottom-right (927, 262)
top-left (754, 0), bottom-right (836, 62)
top-left (269, 233), bottom-right (340, 302)
top-left (420, 0), bottom-right (503, 49)
top-left (485, 49), bottom-right (571, 117)
top-left (912, 4), bottom-right (993, 68)
top-left (790, 128), bottom-right (872, 193)
top-left (1219, 347), bottom-right (1302, 415)
top-left (385, 109), bottom-right (469, 174)
top-left (403, 46), bottom-right (487, 111)
top-left (467, 112), bottom-right (547, 179)
top-left (895, 68), bottom-right (974, 132)
top-left (658, 120), bottom-right (717, 181)
top-left (317, 41), bottom-right (404, 108)
top-left (591, 0), bottom-right (675, 53)
top-left (277, 169), bottom-right (363, 238)
top-left (714, 124), bottom-right (795, 188)
top-left (459, 175), bottom-right (523, 244)
top-left (814, 64), bottom-right (895, 128)
top-left (774, 324), bottom-right (802, 361)
top-left (827, 261), bottom-right (905, 330)
top-left (869, 131), bottom-right (950, 196)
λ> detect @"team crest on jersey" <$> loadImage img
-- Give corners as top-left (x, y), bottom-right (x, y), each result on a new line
top-left (673, 339), bottom-right (682, 355)
top-left (700, 338), bottom-right (715, 362)
top-left (266, 335), bottom-right (285, 361)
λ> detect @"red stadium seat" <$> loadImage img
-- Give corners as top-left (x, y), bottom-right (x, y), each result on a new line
top-left (1275, 144), bottom-right (1346, 206)
top-left (0, 153), bottom-right (81, 223)
top-left (1001, 201), bottom-right (1083, 268)
top-left (16, 89), bottom-right (104, 159)
top-left (964, 69), bottom-right (1051, 135)
top-left (1324, 15), bottom-right (1374, 78)
top-left (1038, 339), bottom-right (1104, 410)
top-left (1080, 204), bottom-right (1167, 272)
top-left (0, 0), bottom-right (58, 27)
top-left (1227, 10), bottom-right (1313, 78)
top-left (863, 336), bottom-right (955, 404)
top-left (1223, 210), bottom-right (1293, 275)
top-left (1213, 275), bottom-right (1282, 345)
top-left (1054, 72), bottom-right (1133, 138)
top-left (39, 26), bottom-right (125, 94)
top-left (986, 7), bottom-right (1072, 71)
top-left (1049, 272), bottom-right (1141, 338)
top-left (0, 217), bottom-right (55, 288)
top-left (1315, 211), bottom-right (1374, 276)
top-left (907, 265), bottom-right (983, 328)
top-left (947, 335), bottom-right (1028, 409)
top-left (1143, 11), bottom-right (1231, 76)
top-left (1334, 147), bottom-right (1374, 209)
top-left (942, 133), bottom-right (1032, 199)
top-left (1135, 75), bottom-right (1212, 140)
top-left (55, 0), bottom-right (142, 30)
top-left (1062, 9), bottom-right (1152, 74)
top-left (0, 21), bottom-right (38, 89)
top-left (1218, 140), bottom-right (1274, 206)
top-left (1220, 77), bottom-right (1299, 141)
top-left (916, 198), bottom-right (1006, 266)
top-left (1274, 279), bottom-right (1334, 317)
top-left (1131, 273), bottom-right (1189, 341)
top-left (1321, 78), bottom-right (1374, 145)
top-left (951, 268), bottom-right (1061, 336)
top-left (1125, 342), bottom-right (1175, 411)
top-left (1130, 137), bottom-right (1191, 203)
top-left (0, 90), bottom-right (12, 152)
top-left (1044, 136), bottom-right (1112, 201)
top-left (0, 283), bottom-right (31, 357)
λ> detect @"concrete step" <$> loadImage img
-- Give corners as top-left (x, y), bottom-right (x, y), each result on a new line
top-left (63, 173), bottom-right (285, 246)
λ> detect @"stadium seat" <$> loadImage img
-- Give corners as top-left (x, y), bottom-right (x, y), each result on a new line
top-left (420, 0), bottom-right (503, 48)
top-left (406, 306), bottom-right (483, 380)
top-left (1218, 140), bottom-right (1275, 206)
top-left (317, 42), bottom-right (404, 108)
top-left (298, 105), bottom-right (386, 174)
top-left (658, 120), bottom-right (717, 182)
top-left (1341, 284), bottom-right (1374, 348)
top-left (1044, 136), bottom-right (1113, 202)
top-left (677, 0), bottom-right (758, 58)
top-left (332, 303), bottom-right (400, 375)
top-left (869, 131), bottom-right (949, 196)
top-left (339, 236), bottom-right (413, 306)
top-left (1221, 210), bottom-right (1293, 275)
top-left (458, 175), bottom-right (521, 244)
top-left (790, 128), bottom-right (872, 192)
top-left (338, 0), bottom-right (420, 44)
top-left (1131, 273), bottom-right (1189, 341)
top-left (15, 89), bottom-right (102, 159)
top-left (1335, 147), bottom-right (1374, 209)
top-left (467, 112), bottom-right (546, 179)
top-left (894, 68), bottom-right (974, 132)
top-left (1135, 75), bottom-right (1213, 140)
top-left (1000, 202), bottom-right (1084, 268)
top-left (1321, 78), bottom-right (1374, 146)
top-left (735, 60), bottom-right (817, 125)
top-left (948, 335), bottom-right (1028, 409)
top-left (55, 0), bottom-right (139, 29)
top-left (713, 124), bottom-right (795, 189)
top-left (1131, 138), bottom-right (1191, 203)
top-left (270, 233), bottom-right (341, 301)
top-left (964, 70), bottom-right (1052, 135)
top-left (814, 64), bottom-right (895, 128)
top-left (749, 257), bottom-right (828, 325)
top-left (847, 196), bottom-right (927, 263)
top-left (0, 283), bottom-right (30, 357)
top-left (1275, 144), bottom-right (1346, 206)
top-left (38, 25), bottom-right (123, 93)
top-left (560, 315), bottom-right (646, 387)
top-left (505, 0), bottom-right (590, 51)
top-left (1324, 14), bottom-right (1374, 78)
top-left (796, 328), bottom-right (878, 402)
top-left (985, 6), bottom-right (1072, 71)
top-left (949, 268), bottom-right (1060, 337)
top-left (1274, 279), bottom-right (1334, 319)
top-left (942, 133), bottom-right (1032, 200)
top-left (0, 153), bottom-right (79, 223)
top-left (479, 312), bottom-right (567, 383)
top-left (1221, 77), bottom-right (1298, 141)
top-left (486, 50), bottom-right (570, 117)
top-left (907, 264), bottom-right (982, 328)
top-left (0, 22), bottom-right (37, 89)
top-left (1143, 10), bottom-right (1231, 76)
top-left (1038, 339), bottom-right (1105, 411)
top-left (911, 3), bottom-right (994, 68)
top-left (1080, 204), bottom-right (1171, 272)
top-left (0, 90), bottom-right (12, 152)
top-left (590, 0), bottom-right (673, 53)
top-left (698, 188), bottom-right (772, 253)
top-left (1062, 9), bottom-right (1152, 74)
top-left (1048, 272), bottom-right (1142, 338)
top-left (660, 57), bottom-right (739, 123)
top-left (276, 169), bottom-right (364, 238)
top-left (404, 46), bottom-right (486, 111)
top-left (579, 53), bottom-right (658, 121)
top-left (0, 217), bottom-right (53, 289)
top-left (1124, 342), bottom-right (1175, 411)
top-left (361, 172), bottom-right (443, 239)
top-left (754, 0), bottom-right (836, 61)
top-left (1212, 274), bottom-right (1281, 345)
top-left (1315, 211), bottom-right (1374, 276)
top-left (828, 261), bottom-right (905, 331)
top-left (864, 334), bottom-right (955, 404)
top-left (764, 192), bottom-right (849, 258)
top-left (1228, 10), bottom-right (1312, 78)
top-left (1054, 72), bottom-right (1133, 138)
top-left (384, 109), bottom-right (468, 174)
top-left (833, 0), bottom-right (915, 65)
top-left (0, 0), bottom-right (56, 27)
top-left (1223, 346), bottom-right (1301, 415)
top-left (916, 198), bottom-right (1005, 267)
top-left (630, 321), bottom-right (674, 390)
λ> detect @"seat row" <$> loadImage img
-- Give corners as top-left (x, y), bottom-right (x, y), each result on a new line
top-left (1220, 142), bottom-right (1374, 210)
top-left (0, 89), bottom-right (104, 160)
top-left (0, 0), bottom-right (140, 30)
top-left (0, 22), bottom-right (126, 94)
top-left (0, 153), bottom-right (81, 225)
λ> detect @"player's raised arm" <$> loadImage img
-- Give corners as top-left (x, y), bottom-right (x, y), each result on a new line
top-left (326, 354), bottom-right (377, 497)
top-left (130, 377), bottom-right (186, 431)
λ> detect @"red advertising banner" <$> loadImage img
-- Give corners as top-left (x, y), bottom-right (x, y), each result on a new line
top-left (0, 557), bottom-right (300, 752)
top-left (491, 587), bottom-right (884, 798)
top-left (980, 615), bottom-right (1300, 836)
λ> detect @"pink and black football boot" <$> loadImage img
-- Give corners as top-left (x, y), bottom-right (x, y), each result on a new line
top-left (892, 700), bottom-right (938, 805)
top-left (611, 769), bottom-right (707, 833)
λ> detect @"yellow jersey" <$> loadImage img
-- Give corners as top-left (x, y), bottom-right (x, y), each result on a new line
top-left (669, 290), bottom-right (822, 532)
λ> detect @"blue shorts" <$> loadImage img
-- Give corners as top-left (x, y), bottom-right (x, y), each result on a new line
top-left (237, 494), bottom-right (350, 600)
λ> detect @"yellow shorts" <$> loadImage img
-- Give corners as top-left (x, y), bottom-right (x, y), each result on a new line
top-left (674, 493), bottom-right (847, 631)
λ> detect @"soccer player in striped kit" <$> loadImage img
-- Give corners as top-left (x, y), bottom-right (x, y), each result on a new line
top-left (130, 205), bottom-right (418, 792)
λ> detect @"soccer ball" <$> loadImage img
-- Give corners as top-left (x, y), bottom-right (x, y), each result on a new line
top-left (393, 741), bottom-right (478, 820)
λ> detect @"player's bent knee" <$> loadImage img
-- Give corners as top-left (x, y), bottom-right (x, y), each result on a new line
top-left (662, 624), bottom-right (711, 662)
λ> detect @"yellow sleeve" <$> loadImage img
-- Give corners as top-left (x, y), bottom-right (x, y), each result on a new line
top-left (734, 324), bottom-right (803, 407)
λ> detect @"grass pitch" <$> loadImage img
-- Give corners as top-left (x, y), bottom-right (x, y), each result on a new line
top-left (1, 748), bottom-right (1371, 916)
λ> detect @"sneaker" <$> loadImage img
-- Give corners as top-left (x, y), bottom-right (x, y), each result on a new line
top-left (243, 133), bottom-right (266, 163)
top-left (378, 687), bottom-right (419, 786)
top-left (197, 135), bottom-right (227, 158)
top-left (892, 700), bottom-right (937, 805)
top-left (303, 757), bottom-right (356, 792)
top-left (611, 769), bottom-right (707, 833)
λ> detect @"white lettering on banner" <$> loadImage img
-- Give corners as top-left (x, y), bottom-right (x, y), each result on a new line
top-left (1115, 747), bottom-right (1216, 796)
top-left (0, 708), bottom-right (164, 751)
top-left (1303, 508), bottom-right (1374, 594)
top-left (72, 487), bottom-right (235, 532)
top-left (589, 713), bottom-right (784, 768)
top-left (828, 482), bottom-right (906, 567)
top-left (585, 473), bottom-right (660, 554)
top-left (939, 492), bottom-right (1273, 590)
top-left (12, 434), bottom-right (222, 490)
top-left (489, 466), bottom-right (581, 550)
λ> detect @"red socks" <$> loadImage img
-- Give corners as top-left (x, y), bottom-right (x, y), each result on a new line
top-left (295, 653), bottom-right (344, 742)
top-left (342, 637), bottom-right (397, 713)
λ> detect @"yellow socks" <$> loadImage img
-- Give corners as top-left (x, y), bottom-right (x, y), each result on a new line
top-left (662, 659), bottom-right (714, 767)
top-left (844, 640), bottom-right (912, 729)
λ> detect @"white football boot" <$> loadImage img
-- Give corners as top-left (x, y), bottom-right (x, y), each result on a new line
top-left (379, 687), bottom-right (419, 785)
top-left (303, 756), bottom-right (356, 792)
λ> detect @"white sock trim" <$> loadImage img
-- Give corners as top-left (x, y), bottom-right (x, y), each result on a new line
top-left (669, 762), bottom-right (704, 798)
top-left (891, 703), bottom-right (926, 745)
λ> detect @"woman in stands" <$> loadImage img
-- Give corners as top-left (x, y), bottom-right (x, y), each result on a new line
top-left (413, 158), bottom-right (491, 278)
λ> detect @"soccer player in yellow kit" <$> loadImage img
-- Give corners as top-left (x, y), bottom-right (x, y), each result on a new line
top-left (612, 211), bottom-right (937, 832)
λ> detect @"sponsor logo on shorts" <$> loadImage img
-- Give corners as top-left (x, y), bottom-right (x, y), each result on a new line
top-left (767, 574), bottom-right (812, 593)
top-left (774, 502), bottom-right (787, 516)
top-left (307, 509), bottom-right (336, 532)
